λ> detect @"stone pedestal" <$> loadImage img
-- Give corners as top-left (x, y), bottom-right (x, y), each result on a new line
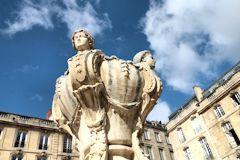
top-left (108, 145), bottom-right (133, 160)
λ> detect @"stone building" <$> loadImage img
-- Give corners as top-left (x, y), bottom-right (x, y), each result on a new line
top-left (166, 62), bottom-right (240, 160)
top-left (0, 111), bottom-right (172, 160)
top-left (0, 111), bottom-right (79, 160)
top-left (141, 121), bottom-right (174, 160)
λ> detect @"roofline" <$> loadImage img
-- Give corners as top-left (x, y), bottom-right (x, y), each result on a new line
top-left (168, 60), bottom-right (240, 121)
top-left (0, 110), bottom-right (52, 122)
top-left (168, 96), bottom-right (196, 120)
top-left (145, 120), bottom-right (166, 131)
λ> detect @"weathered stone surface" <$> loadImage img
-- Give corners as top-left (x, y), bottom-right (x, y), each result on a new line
top-left (52, 29), bottom-right (162, 160)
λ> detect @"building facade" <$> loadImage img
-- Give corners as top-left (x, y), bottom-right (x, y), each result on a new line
top-left (0, 111), bottom-right (78, 160)
top-left (166, 62), bottom-right (240, 160)
top-left (141, 121), bottom-right (174, 160)
top-left (0, 111), bottom-right (172, 160)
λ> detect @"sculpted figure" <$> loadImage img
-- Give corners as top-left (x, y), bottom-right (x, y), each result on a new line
top-left (52, 30), bottom-right (162, 160)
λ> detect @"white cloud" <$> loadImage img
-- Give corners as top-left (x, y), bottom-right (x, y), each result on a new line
top-left (57, 0), bottom-right (112, 37)
top-left (30, 94), bottom-right (43, 102)
top-left (17, 64), bottom-right (39, 73)
top-left (116, 36), bottom-right (125, 41)
top-left (141, 0), bottom-right (240, 93)
top-left (1, 0), bottom-right (111, 37)
top-left (147, 100), bottom-right (171, 123)
top-left (2, 0), bottom-right (54, 36)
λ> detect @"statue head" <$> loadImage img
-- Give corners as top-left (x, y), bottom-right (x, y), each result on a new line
top-left (133, 50), bottom-right (156, 69)
top-left (71, 29), bottom-right (95, 51)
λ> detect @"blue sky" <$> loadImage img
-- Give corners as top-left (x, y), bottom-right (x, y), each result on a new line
top-left (0, 0), bottom-right (239, 123)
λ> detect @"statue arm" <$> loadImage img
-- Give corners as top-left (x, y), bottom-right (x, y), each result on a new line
top-left (52, 75), bottom-right (80, 135)
top-left (140, 69), bottom-right (163, 123)
top-left (132, 67), bottom-right (163, 160)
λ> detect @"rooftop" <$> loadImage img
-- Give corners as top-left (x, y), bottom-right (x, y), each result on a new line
top-left (168, 61), bottom-right (240, 120)
top-left (0, 110), bottom-right (58, 131)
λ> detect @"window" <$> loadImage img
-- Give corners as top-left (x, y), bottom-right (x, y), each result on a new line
top-left (62, 156), bottom-right (71, 160)
top-left (165, 135), bottom-right (170, 144)
top-left (177, 128), bottom-right (186, 143)
top-left (155, 132), bottom-right (161, 142)
top-left (222, 122), bottom-right (240, 148)
top-left (39, 133), bottom-right (48, 150)
top-left (214, 105), bottom-right (225, 118)
top-left (11, 154), bottom-right (23, 160)
top-left (199, 137), bottom-right (213, 159)
top-left (184, 147), bottom-right (192, 160)
top-left (139, 136), bottom-right (144, 144)
top-left (37, 156), bottom-right (47, 160)
top-left (14, 131), bottom-right (27, 148)
top-left (144, 129), bottom-right (150, 140)
top-left (159, 148), bottom-right (164, 160)
top-left (191, 117), bottom-right (202, 133)
top-left (170, 151), bottom-right (175, 160)
top-left (146, 146), bottom-right (153, 160)
top-left (63, 135), bottom-right (72, 153)
top-left (231, 92), bottom-right (240, 106)
top-left (0, 128), bottom-right (2, 138)
top-left (140, 145), bottom-right (144, 153)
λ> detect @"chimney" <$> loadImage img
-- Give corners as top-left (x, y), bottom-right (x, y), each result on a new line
top-left (193, 85), bottom-right (203, 102)
top-left (46, 108), bottom-right (52, 120)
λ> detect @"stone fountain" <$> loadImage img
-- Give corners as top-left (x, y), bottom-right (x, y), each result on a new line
top-left (52, 30), bottom-right (162, 160)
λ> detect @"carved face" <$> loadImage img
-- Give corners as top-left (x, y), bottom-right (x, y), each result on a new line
top-left (73, 31), bottom-right (90, 51)
top-left (144, 54), bottom-right (156, 69)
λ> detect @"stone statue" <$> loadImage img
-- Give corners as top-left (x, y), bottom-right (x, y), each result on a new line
top-left (52, 29), bottom-right (162, 160)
